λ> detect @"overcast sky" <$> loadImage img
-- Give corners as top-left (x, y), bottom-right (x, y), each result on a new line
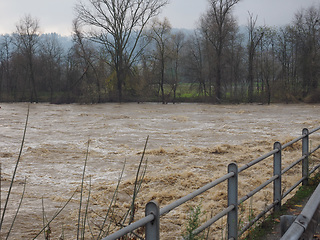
top-left (0, 0), bottom-right (318, 35)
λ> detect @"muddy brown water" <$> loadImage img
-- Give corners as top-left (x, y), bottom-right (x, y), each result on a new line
top-left (0, 103), bottom-right (319, 239)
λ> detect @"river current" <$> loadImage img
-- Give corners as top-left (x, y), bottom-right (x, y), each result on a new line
top-left (0, 103), bottom-right (319, 239)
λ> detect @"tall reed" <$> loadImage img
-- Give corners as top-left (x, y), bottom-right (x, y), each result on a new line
top-left (1, 105), bottom-right (150, 239)
top-left (77, 139), bottom-right (90, 239)
top-left (0, 106), bottom-right (29, 235)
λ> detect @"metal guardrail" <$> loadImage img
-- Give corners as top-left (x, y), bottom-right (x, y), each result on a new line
top-left (280, 182), bottom-right (320, 239)
top-left (103, 127), bottom-right (320, 240)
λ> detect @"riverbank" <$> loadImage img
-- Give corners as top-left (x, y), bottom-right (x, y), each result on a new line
top-left (246, 172), bottom-right (320, 239)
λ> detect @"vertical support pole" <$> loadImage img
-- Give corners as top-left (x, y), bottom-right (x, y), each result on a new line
top-left (302, 128), bottom-right (309, 186)
top-left (273, 142), bottom-right (282, 212)
top-left (145, 200), bottom-right (160, 240)
top-left (228, 163), bottom-right (238, 240)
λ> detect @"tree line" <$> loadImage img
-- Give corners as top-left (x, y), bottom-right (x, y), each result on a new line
top-left (0, 0), bottom-right (319, 104)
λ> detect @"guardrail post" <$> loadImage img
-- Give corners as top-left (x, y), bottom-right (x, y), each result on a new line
top-left (302, 128), bottom-right (309, 186)
top-left (145, 200), bottom-right (160, 240)
top-left (228, 163), bottom-right (238, 240)
top-left (273, 142), bottom-right (282, 212)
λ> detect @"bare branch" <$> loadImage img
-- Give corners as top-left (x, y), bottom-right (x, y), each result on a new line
top-left (75, 0), bottom-right (168, 101)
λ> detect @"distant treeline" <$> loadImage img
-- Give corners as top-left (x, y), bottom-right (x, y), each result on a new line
top-left (0, 1), bottom-right (319, 104)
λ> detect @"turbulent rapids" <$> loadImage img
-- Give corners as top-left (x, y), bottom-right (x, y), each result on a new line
top-left (0, 103), bottom-right (319, 239)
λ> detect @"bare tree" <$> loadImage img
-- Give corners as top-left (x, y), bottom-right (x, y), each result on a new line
top-left (184, 30), bottom-right (207, 97)
top-left (14, 14), bottom-right (40, 102)
top-left (224, 29), bottom-right (245, 102)
top-left (257, 26), bottom-right (277, 104)
top-left (39, 34), bottom-right (64, 102)
top-left (170, 31), bottom-right (185, 103)
top-left (148, 18), bottom-right (172, 104)
top-left (73, 19), bottom-right (104, 103)
top-left (276, 26), bottom-right (299, 100)
top-left (293, 5), bottom-right (320, 97)
top-left (76, 0), bottom-right (168, 102)
top-left (247, 12), bottom-right (264, 103)
top-left (0, 35), bottom-right (13, 100)
top-left (201, 0), bottom-right (240, 103)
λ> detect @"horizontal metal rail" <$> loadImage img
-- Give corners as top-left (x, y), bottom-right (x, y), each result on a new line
top-left (309, 126), bottom-right (320, 134)
top-left (282, 155), bottom-right (307, 175)
top-left (160, 172), bottom-right (234, 216)
top-left (103, 214), bottom-right (154, 240)
top-left (282, 135), bottom-right (304, 149)
top-left (238, 175), bottom-right (278, 204)
top-left (282, 144), bottom-right (320, 175)
top-left (103, 126), bottom-right (320, 239)
top-left (310, 163), bottom-right (320, 175)
top-left (306, 145), bottom-right (320, 177)
top-left (281, 125), bottom-right (320, 150)
top-left (239, 199), bottom-right (279, 236)
top-left (281, 182), bottom-right (320, 239)
top-left (191, 205), bottom-right (235, 238)
top-left (310, 144), bottom-right (320, 155)
top-left (282, 176), bottom-right (306, 199)
top-left (238, 149), bottom-right (278, 173)
top-left (280, 126), bottom-right (320, 151)
top-left (281, 144), bottom-right (320, 177)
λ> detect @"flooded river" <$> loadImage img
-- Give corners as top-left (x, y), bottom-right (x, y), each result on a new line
top-left (0, 103), bottom-right (319, 239)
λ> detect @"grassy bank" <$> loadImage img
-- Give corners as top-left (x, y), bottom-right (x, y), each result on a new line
top-left (245, 172), bottom-right (320, 239)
